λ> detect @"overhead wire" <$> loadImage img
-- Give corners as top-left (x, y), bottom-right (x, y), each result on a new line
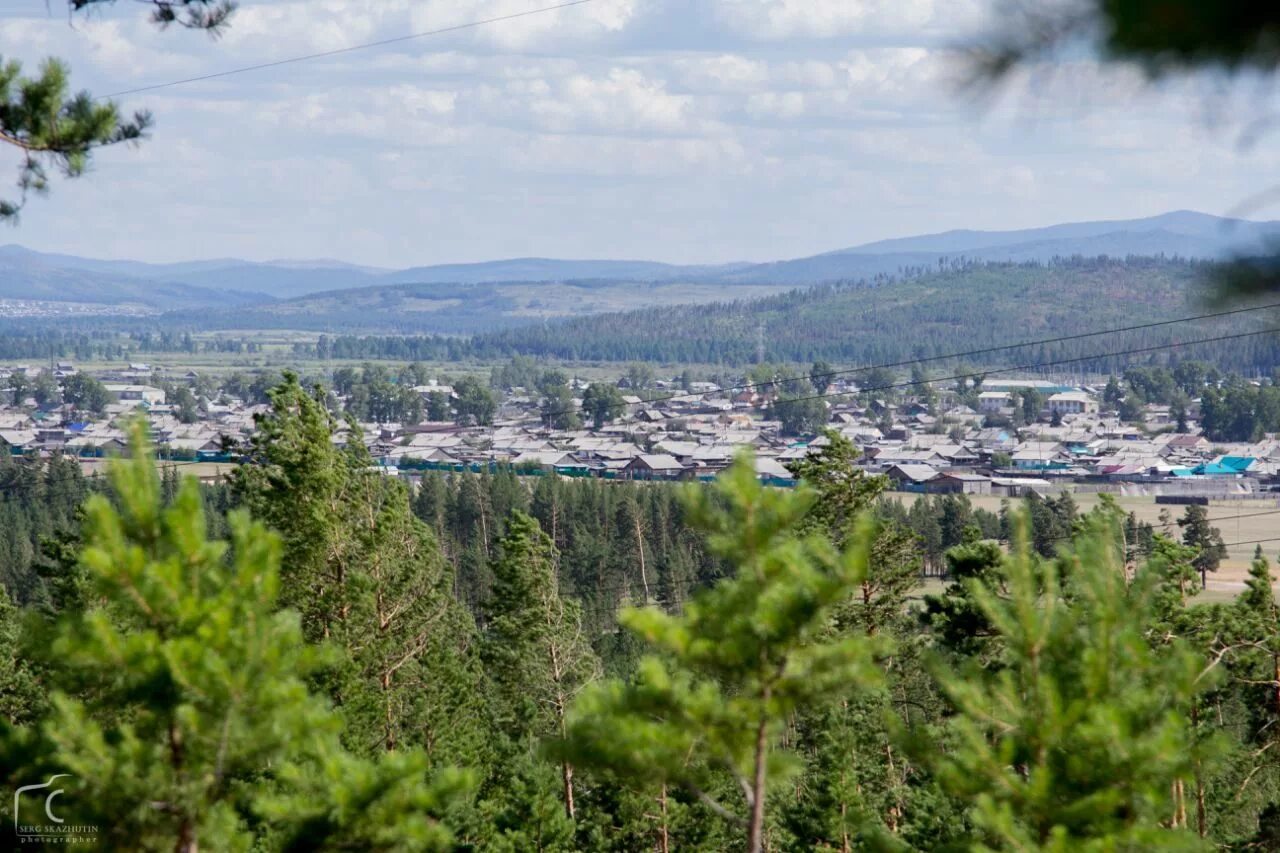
top-left (99, 0), bottom-right (602, 99)
top-left (539, 325), bottom-right (1280, 419)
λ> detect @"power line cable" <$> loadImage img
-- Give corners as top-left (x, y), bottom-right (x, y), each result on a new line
top-left (772, 300), bottom-right (1280, 397)
top-left (540, 325), bottom-right (1280, 419)
top-left (100, 0), bottom-right (601, 99)
top-left (528, 301), bottom-right (1280, 417)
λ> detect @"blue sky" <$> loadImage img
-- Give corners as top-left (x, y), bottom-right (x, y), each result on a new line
top-left (1, 0), bottom-right (1275, 267)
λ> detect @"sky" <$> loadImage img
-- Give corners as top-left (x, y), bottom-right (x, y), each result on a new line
top-left (1, 0), bottom-right (1277, 268)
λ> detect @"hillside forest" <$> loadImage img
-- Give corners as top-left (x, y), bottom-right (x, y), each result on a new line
top-left (4, 258), bottom-right (1280, 376)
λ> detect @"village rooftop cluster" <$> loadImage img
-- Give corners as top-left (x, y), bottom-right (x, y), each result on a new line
top-left (0, 363), bottom-right (1278, 498)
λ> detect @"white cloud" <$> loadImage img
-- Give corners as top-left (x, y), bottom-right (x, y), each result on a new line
top-left (525, 68), bottom-right (693, 134)
top-left (0, 16), bottom-right (200, 81)
top-left (711, 0), bottom-right (982, 42)
top-left (501, 132), bottom-right (752, 178)
top-left (224, 0), bottom-right (413, 55)
top-left (0, 0), bottom-right (1270, 266)
top-left (672, 55), bottom-right (770, 92)
top-left (407, 0), bottom-right (638, 51)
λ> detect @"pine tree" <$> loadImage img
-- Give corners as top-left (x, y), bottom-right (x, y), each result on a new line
top-left (1207, 547), bottom-right (1280, 841)
top-left (562, 456), bottom-right (883, 853)
top-left (1172, 398), bottom-right (1189, 433)
top-left (784, 429), bottom-right (884, 547)
top-left (777, 435), bottom-right (938, 848)
top-left (483, 510), bottom-right (600, 818)
top-left (0, 586), bottom-right (41, 725)
top-left (926, 513), bottom-right (1211, 850)
top-left (0, 423), bottom-right (471, 851)
top-left (0, 56), bottom-right (150, 219)
top-left (232, 373), bottom-right (483, 759)
top-left (232, 372), bottom-right (352, 636)
top-left (922, 536), bottom-right (1006, 663)
top-left (613, 496), bottom-right (654, 605)
top-left (1178, 505), bottom-right (1228, 590)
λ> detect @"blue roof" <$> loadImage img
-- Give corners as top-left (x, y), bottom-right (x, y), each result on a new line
top-left (1192, 456), bottom-right (1256, 476)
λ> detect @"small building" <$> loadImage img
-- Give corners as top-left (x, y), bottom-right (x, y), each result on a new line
top-left (511, 450), bottom-right (580, 470)
top-left (1162, 434), bottom-right (1210, 455)
top-left (163, 437), bottom-right (223, 456)
top-left (927, 472), bottom-right (993, 495)
top-left (972, 427), bottom-right (1016, 451)
top-left (990, 477), bottom-right (1054, 498)
top-left (394, 447), bottom-right (460, 466)
top-left (1194, 456), bottom-right (1256, 476)
top-left (753, 455), bottom-right (795, 484)
top-left (0, 429), bottom-right (37, 450)
top-left (1011, 443), bottom-right (1069, 470)
top-left (884, 463), bottom-right (940, 492)
top-left (66, 435), bottom-right (128, 456)
top-left (623, 454), bottom-right (687, 480)
top-left (934, 444), bottom-right (981, 466)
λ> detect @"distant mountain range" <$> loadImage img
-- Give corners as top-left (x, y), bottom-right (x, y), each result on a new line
top-left (708, 210), bottom-right (1280, 284)
top-left (1, 210), bottom-right (1275, 321)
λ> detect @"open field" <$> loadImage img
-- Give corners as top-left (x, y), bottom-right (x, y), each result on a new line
top-left (79, 459), bottom-right (236, 482)
top-left (905, 573), bottom-right (1246, 605)
top-left (70, 332), bottom-right (735, 381)
top-left (888, 490), bottom-right (1280, 589)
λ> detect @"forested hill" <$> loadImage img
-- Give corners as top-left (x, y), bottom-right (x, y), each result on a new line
top-left (463, 256), bottom-right (1280, 371)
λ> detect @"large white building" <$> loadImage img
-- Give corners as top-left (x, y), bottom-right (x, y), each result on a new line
top-left (978, 391), bottom-right (1011, 413)
top-left (1047, 391), bottom-right (1098, 415)
top-left (104, 384), bottom-right (167, 406)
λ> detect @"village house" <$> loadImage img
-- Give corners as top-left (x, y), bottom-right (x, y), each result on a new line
top-left (623, 454), bottom-right (687, 480)
top-left (883, 463), bottom-right (940, 491)
top-left (1011, 442), bottom-right (1070, 470)
top-left (926, 472), bottom-right (993, 495)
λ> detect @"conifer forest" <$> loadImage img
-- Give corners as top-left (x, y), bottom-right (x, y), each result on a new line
top-left (2, 381), bottom-right (1279, 850)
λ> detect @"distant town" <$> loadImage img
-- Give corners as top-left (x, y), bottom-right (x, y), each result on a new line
top-left (2, 360), bottom-right (1275, 501)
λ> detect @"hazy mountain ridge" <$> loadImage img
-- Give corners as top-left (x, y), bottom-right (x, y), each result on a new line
top-left (0, 248), bottom-right (270, 311)
top-left (383, 258), bottom-right (750, 286)
top-left (4, 211), bottom-right (1277, 315)
top-left (833, 209), bottom-right (1279, 256)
